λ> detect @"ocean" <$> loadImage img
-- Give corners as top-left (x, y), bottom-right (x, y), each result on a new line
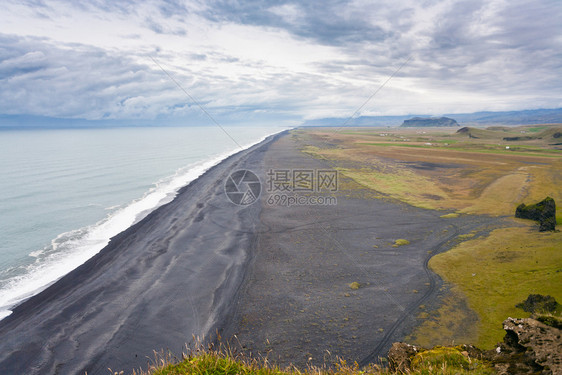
top-left (0, 125), bottom-right (283, 320)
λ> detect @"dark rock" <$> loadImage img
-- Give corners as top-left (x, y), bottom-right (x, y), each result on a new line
top-left (536, 315), bottom-right (562, 330)
top-left (400, 117), bottom-right (459, 127)
top-left (456, 126), bottom-right (480, 138)
top-left (485, 317), bottom-right (562, 374)
top-left (516, 294), bottom-right (559, 313)
top-left (503, 136), bottom-right (534, 141)
top-left (515, 197), bottom-right (556, 231)
top-left (459, 344), bottom-right (485, 359)
top-left (387, 342), bottom-right (422, 373)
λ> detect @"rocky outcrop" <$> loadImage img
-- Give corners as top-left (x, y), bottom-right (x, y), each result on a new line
top-left (536, 315), bottom-right (562, 330)
top-left (387, 317), bottom-right (562, 374)
top-left (515, 196), bottom-right (557, 231)
top-left (400, 117), bottom-right (459, 127)
top-left (486, 317), bottom-right (562, 374)
top-left (387, 342), bottom-right (422, 372)
top-left (503, 136), bottom-right (534, 141)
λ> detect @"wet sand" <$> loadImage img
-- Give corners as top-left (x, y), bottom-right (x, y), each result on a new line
top-left (0, 131), bottom-right (500, 374)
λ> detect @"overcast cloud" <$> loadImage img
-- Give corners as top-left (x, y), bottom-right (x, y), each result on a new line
top-left (0, 0), bottom-right (561, 125)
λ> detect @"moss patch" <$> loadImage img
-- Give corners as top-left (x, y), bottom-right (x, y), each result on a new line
top-left (337, 167), bottom-right (447, 210)
top-left (441, 213), bottom-right (460, 218)
top-left (406, 289), bottom-right (479, 348)
top-left (411, 347), bottom-right (494, 374)
top-left (392, 239), bottom-right (410, 247)
top-left (428, 226), bottom-right (562, 348)
top-left (456, 233), bottom-right (476, 241)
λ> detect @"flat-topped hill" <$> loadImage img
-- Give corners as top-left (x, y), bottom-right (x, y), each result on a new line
top-left (401, 116), bottom-right (459, 127)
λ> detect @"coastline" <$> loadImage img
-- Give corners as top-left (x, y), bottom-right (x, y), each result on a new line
top-left (0, 127), bottom-right (287, 321)
top-left (0, 131), bottom-right (285, 374)
top-left (0, 129), bottom-right (504, 374)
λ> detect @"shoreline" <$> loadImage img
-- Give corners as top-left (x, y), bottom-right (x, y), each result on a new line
top-left (0, 131), bottom-right (285, 374)
top-left (0, 127), bottom-right (288, 322)
top-left (0, 129), bottom-right (505, 373)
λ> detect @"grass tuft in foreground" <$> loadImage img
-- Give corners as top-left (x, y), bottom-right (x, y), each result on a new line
top-left (148, 351), bottom-right (282, 375)
top-left (129, 342), bottom-right (495, 375)
top-left (410, 347), bottom-right (494, 374)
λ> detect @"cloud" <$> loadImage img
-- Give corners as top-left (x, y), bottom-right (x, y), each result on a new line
top-left (0, 32), bottom-right (310, 123)
top-left (0, 0), bottom-right (561, 124)
top-left (145, 16), bottom-right (188, 35)
top-left (200, 0), bottom-right (392, 46)
top-left (0, 34), bottom-right (173, 119)
top-left (410, 0), bottom-right (562, 94)
top-left (0, 50), bottom-right (48, 79)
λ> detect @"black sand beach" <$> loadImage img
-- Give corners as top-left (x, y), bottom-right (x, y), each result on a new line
top-left (0, 133), bottom-right (280, 374)
top-left (0, 131), bottom-right (500, 374)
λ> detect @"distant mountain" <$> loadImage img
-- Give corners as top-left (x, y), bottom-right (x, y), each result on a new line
top-left (302, 108), bottom-right (562, 127)
top-left (444, 108), bottom-right (562, 126)
top-left (2, 107), bottom-right (562, 129)
top-left (400, 117), bottom-right (459, 127)
top-left (302, 115), bottom-right (413, 127)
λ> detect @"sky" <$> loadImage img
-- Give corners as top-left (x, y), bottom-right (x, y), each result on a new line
top-left (0, 0), bottom-right (561, 126)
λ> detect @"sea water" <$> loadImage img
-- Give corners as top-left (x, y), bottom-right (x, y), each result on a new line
top-left (0, 125), bottom-right (284, 320)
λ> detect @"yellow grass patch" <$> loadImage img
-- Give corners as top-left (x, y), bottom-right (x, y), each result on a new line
top-left (440, 213), bottom-right (460, 218)
top-left (338, 167), bottom-right (448, 210)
